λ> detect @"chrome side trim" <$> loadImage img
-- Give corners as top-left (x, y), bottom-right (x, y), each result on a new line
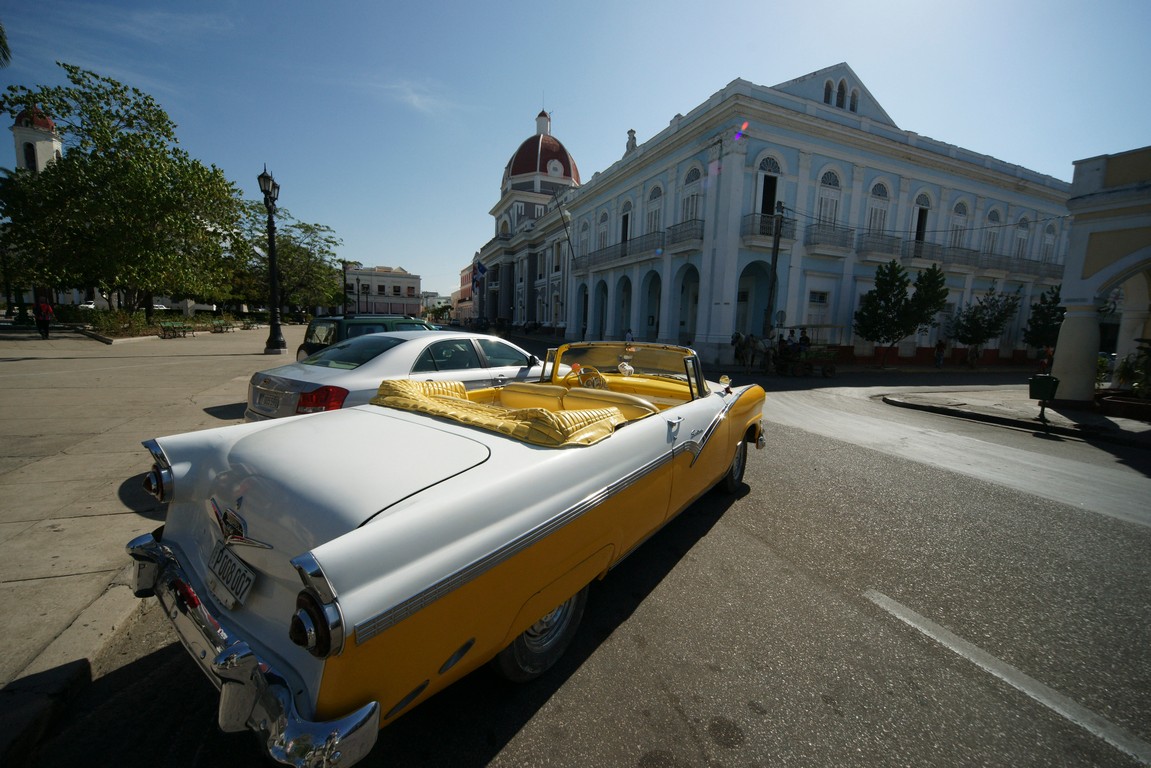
top-left (354, 449), bottom-right (675, 644)
top-left (680, 391), bottom-right (745, 467)
top-left (126, 532), bottom-right (379, 768)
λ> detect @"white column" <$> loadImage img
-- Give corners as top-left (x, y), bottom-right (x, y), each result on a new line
top-left (1050, 304), bottom-right (1101, 401)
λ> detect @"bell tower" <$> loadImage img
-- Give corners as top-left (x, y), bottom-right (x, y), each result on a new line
top-left (11, 107), bottom-right (62, 172)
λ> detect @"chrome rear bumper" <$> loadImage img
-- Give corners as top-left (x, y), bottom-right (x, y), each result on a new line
top-left (126, 529), bottom-right (379, 768)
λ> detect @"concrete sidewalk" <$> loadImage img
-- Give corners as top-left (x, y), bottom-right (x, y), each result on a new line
top-left (1, 325), bottom-right (1147, 764)
top-left (0, 321), bottom-right (306, 764)
top-left (883, 386), bottom-right (1151, 448)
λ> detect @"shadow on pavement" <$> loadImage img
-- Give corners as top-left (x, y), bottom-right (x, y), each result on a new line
top-left (118, 473), bottom-right (165, 520)
top-left (204, 402), bottom-right (246, 421)
top-left (26, 489), bottom-right (741, 768)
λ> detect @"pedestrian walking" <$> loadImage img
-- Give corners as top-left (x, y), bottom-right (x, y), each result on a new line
top-left (935, 339), bottom-right (946, 368)
top-left (33, 296), bottom-right (55, 339)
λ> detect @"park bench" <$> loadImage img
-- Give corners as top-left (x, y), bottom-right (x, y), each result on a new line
top-left (159, 321), bottom-right (195, 338)
top-left (241, 319), bottom-right (262, 330)
top-left (211, 319), bottom-right (237, 333)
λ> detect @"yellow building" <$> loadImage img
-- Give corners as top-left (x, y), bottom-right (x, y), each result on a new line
top-left (1053, 146), bottom-right (1151, 401)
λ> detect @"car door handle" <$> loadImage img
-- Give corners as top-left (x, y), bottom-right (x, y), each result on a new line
top-left (666, 416), bottom-right (683, 436)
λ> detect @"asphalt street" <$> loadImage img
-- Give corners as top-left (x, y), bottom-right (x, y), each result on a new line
top-left (2, 323), bottom-right (1148, 767)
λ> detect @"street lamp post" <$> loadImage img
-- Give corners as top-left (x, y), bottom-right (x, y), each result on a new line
top-left (257, 166), bottom-right (286, 354)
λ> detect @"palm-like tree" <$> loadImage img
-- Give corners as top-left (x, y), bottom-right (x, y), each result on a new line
top-left (0, 20), bottom-right (10, 67)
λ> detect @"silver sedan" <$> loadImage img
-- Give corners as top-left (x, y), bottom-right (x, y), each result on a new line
top-left (245, 331), bottom-right (545, 421)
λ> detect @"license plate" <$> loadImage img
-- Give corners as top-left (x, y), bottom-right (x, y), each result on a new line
top-left (255, 390), bottom-right (282, 411)
top-left (207, 540), bottom-right (256, 608)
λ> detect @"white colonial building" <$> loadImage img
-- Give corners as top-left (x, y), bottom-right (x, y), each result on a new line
top-left (473, 63), bottom-right (1072, 366)
top-left (343, 265), bottom-right (422, 316)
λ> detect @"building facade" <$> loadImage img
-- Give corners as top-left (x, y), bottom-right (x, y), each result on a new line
top-left (474, 64), bottom-right (1071, 366)
top-left (343, 265), bottom-right (422, 316)
top-left (1052, 145), bottom-right (1151, 401)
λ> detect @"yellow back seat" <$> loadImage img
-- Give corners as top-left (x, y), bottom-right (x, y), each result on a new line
top-left (498, 381), bottom-right (569, 411)
top-left (561, 387), bottom-right (659, 421)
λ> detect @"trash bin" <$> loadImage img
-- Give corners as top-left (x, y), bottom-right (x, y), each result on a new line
top-left (1028, 374), bottom-right (1059, 401)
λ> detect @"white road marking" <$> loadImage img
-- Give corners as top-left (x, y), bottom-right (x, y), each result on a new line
top-left (865, 589), bottom-right (1151, 765)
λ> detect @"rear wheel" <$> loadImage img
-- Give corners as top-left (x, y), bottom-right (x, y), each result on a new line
top-left (493, 586), bottom-right (588, 682)
top-left (719, 439), bottom-right (748, 494)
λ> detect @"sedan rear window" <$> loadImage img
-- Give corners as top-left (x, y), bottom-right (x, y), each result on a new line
top-left (303, 336), bottom-right (407, 369)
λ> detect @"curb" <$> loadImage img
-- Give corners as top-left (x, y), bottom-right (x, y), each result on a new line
top-left (0, 565), bottom-right (143, 768)
top-left (882, 395), bottom-right (1147, 448)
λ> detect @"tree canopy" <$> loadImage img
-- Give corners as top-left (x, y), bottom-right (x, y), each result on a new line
top-left (853, 259), bottom-right (949, 363)
top-left (0, 63), bottom-right (244, 312)
top-left (948, 288), bottom-right (1023, 366)
top-left (1021, 284), bottom-right (1064, 350)
top-left (233, 201), bottom-right (344, 312)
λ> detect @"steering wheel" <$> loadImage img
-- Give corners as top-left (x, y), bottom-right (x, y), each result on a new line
top-left (564, 365), bottom-right (609, 389)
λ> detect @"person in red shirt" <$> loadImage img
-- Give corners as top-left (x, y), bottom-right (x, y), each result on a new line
top-left (33, 297), bottom-right (55, 339)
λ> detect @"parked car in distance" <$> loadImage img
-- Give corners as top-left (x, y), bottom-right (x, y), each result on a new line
top-left (296, 314), bottom-right (435, 361)
top-left (78, 301), bottom-right (96, 309)
top-left (152, 304), bottom-right (168, 310)
top-left (247, 330), bottom-right (546, 421)
top-left (128, 340), bottom-right (766, 767)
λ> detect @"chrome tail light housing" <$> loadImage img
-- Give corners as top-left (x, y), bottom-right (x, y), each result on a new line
top-left (141, 439), bottom-right (173, 502)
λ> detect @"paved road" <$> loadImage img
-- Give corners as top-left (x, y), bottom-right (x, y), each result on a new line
top-left (0, 323), bottom-right (307, 688)
top-left (24, 367), bottom-right (1151, 767)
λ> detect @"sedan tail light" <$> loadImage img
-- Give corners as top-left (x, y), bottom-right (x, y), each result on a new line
top-left (295, 386), bottom-right (349, 414)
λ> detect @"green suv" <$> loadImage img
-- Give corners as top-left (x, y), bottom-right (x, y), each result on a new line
top-left (296, 315), bottom-right (435, 360)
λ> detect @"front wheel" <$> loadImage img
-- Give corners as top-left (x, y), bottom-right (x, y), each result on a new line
top-left (493, 586), bottom-right (588, 682)
top-left (718, 439), bottom-right (748, 494)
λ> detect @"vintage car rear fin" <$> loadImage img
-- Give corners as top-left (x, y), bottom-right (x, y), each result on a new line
top-left (291, 553), bottom-right (345, 657)
top-left (141, 439), bottom-right (172, 502)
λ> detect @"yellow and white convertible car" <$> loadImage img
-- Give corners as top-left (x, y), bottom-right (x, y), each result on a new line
top-left (126, 341), bottom-right (766, 767)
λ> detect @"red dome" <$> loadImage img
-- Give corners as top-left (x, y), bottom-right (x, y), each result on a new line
top-left (503, 111), bottom-right (580, 185)
top-left (13, 107), bottom-right (56, 132)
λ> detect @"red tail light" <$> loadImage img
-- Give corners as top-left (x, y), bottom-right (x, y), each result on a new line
top-left (295, 386), bottom-right (349, 414)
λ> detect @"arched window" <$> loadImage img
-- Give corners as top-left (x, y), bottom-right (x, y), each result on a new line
top-left (867, 183), bottom-right (889, 233)
top-left (682, 168), bottom-right (702, 221)
top-left (759, 157), bottom-right (781, 217)
top-left (579, 221), bottom-right (590, 257)
top-left (1042, 224), bottom-right (1057, 263)
top-left (23, 142), bottom-right (36, 171)
top-left (818, 171), bottom-right (841, 224)
top-left (824, 81), bottom-right (833, 104)
top-left (597, 212), bottom-right (610, 250)
top-left (836, 80), bottom-right (847, 108)
top-left (983, 210), bottom-right (1001, 255)
top-left (950, 201), bottom-right (968, 248)
top-left (1014, 217), bottom-right (1031, 259)
top-left (913, 194), bottom-right (931, 244)
top-left (849, 90), bottom-right (859, 112)
top-left (646, 187), bottom-right (663, 235)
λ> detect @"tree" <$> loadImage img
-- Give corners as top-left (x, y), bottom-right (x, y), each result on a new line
top-left (948, 288), bottom-right (1023, 367)
top-left (853, 260), bottom-right (949, 365)
top-left (233, 201), bottom-right (343, 313)
top-left (0, 63), bottom-right (243, 314)
top-left (1022, 284), bottom-right (1064, 350)
top-left (1, 20), bottom-right (10, 67)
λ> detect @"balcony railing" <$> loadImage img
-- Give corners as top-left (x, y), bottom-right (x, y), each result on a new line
top-left (574, 231), bottom-right (667, 272)
top-left (804, 222), bottom-right (855, 250)
top-left (900, 239), bottom-right (944, 262)
top-left (856, 232), bottom-right (903, 259)
top-left (667, 219), bottom-right (705, 245)
top-left (941, 245), bottom-right (982, 268)
top-left (741, 213), bottom-right (797, 241)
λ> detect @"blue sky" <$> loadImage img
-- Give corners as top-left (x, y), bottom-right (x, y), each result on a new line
top-left (2, 0), bottom-right (1149, 296)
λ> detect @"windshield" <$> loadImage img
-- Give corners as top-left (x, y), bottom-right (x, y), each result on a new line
top-left (550, 342), bottom-right (707, 398)
top-left (302, 335), bottom-right (407, 369)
